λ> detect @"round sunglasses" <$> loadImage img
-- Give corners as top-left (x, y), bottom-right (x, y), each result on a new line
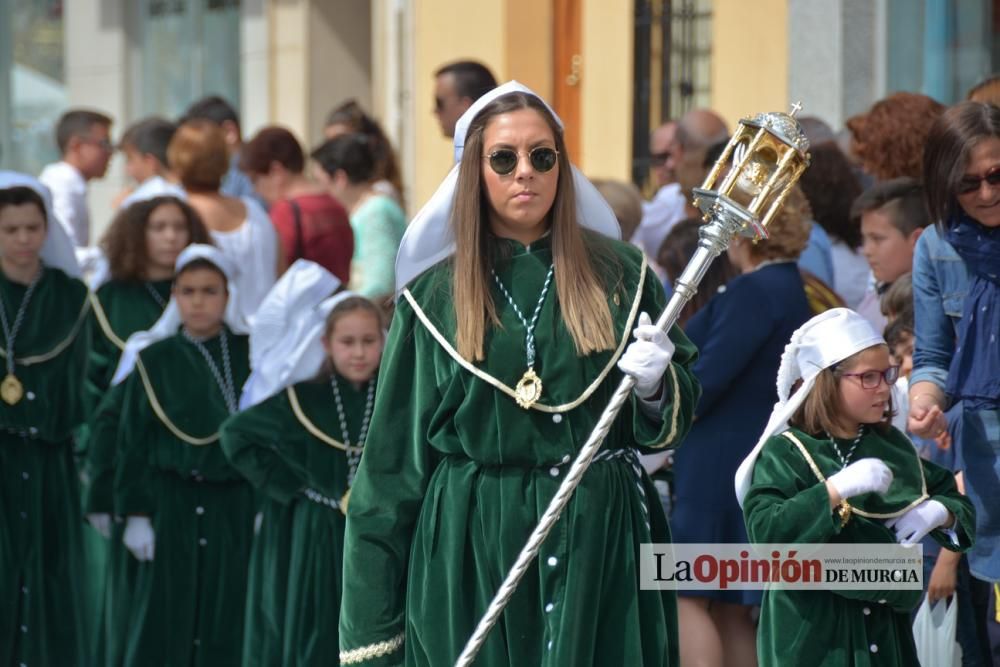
top-left (483, 147), bottom-right (559, 175)
top-left (957, 167), bottom-right (1000, 195)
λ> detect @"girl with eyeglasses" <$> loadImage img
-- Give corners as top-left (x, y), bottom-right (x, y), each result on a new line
top-left (337, 82), bottom-right (700, 666)
top-left (736, 308), bottom-right (974, 667)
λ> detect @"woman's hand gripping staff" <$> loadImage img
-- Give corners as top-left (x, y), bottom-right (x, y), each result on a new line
top-left (617, 312), bottom-right (675, 399)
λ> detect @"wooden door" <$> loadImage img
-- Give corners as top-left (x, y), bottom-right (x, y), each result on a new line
top-left (553, 0), bottom-right (582, 160)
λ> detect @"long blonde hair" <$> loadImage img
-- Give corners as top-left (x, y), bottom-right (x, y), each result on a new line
top-left (451, 93), bottom-right (617, 362)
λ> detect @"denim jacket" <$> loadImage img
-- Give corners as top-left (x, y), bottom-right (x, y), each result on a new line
top-left (911, 224), bottom-right (969, 390)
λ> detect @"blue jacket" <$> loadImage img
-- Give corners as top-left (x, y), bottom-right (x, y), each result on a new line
top-left (911, 224), bottom-right (969, 390)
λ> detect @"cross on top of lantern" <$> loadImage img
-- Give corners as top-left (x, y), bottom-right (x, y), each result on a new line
top-left (693, 102), bottom-right (811, 240)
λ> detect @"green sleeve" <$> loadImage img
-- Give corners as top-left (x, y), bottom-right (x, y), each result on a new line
top-left (219, 393), bottom-right (308, 505)
top-left (83, 382), bottom-right (126, 514)
top-left (338, 298), bottom-right (435, 666)
top-left (113, 369), bottom-right (156, 516)
top-left (630, 264), bottom-right (700, 450)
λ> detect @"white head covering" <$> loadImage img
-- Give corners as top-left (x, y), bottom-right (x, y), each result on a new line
top-left (239, 259), bottom-right (342, 408)
top-left (111, 244), bottom-right (250, 385)
top-left (734, 308), bottom-right (885, 506)
top-left (394, 80), bottom-right (621, 293)
top-left (0, 170), bottom-right (81, 278)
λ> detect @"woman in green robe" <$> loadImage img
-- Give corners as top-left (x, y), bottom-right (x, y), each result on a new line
top-left (81, 195), bottom-right (210, 665)
top-left (338, 82), bottom-right (700, 666)
top-left (735, 308), bottom-right (976, 666)
top-left (112, 244), bottom-right (254, 666)
top-left (222, 278), bottom-right (385, 667)
top-left (0, 177), bottom-right (91, 666)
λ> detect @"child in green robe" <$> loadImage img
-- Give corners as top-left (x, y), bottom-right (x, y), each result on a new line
top-left (222, 264), bottom-right (384, 666)
top-left (0, 175), bottom-right (91, 666)
top-left (736, 308), bottom-right (976, 666)
top-left (112, 244), bottom-right (254, 666)
top-left (81, 195), bottom-right (209, 666)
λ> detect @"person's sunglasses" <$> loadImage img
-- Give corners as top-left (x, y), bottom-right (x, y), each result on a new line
top-left (839, 365), bottom-right (900, 389)
top-left (649, 151), bottom-right (672, 166)
top-left (483, 147), bottom-right (559, 175)
top-left (957, 167), bottom-right (1000, 194)
top-left (84, 137), bottom-right (114, 152)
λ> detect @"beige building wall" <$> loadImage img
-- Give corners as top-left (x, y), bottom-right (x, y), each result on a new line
top-left (711, 0), bottom-right (790, 128)
top-left (579, 0), bottom-right (633, 182)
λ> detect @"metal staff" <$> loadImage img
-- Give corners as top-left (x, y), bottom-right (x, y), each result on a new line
top-left (455, 106), bottom-right (811, 667)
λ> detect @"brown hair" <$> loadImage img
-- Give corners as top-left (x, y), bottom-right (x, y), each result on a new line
top-left (789, 345), bottom-right (894, 436)
top-left (967, 74), bottom-right (1000, 105)
top-left (847, 92), bottom-right (945, 181)
top-left (240, 126), bottom-right (305, 175)
top-left (656, 218), bottom-right (736, 326)
top-left (0, 186), bottom-right (48, 224)
top-left (167, 120), bottom-right (230, 192)
top-left (923, 101), bottom-right (1000, 224)
top-left (451, 92), bottom-right (617, 362)
top-left (746, 185), bottom-right (812, 262)
top-left (175, 257), bottom-right (228, 286)
top-left (879, 272), bottom-right (913, 320)
top-left (850, 177), bottom-right (930, 235)
top-left (319, 295), bottom-right (386, 377)
top-left (55, 109), bottom-right (112, 154)
top-left (324, 100), bottom-right (404, 206)
top-left (797, 141), bottom-right (863, 248)
top-left (100, 196), bottom-right (212, 282)
top-left (591, 178), bottom-right (643, 241)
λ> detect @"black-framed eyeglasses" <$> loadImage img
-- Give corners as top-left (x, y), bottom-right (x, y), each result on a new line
top-left (957, 167), bottom-right (1000, 194)
top-left (838, 365), bottom-right (900, 389)
top-left (483, 147), bottom-right (559, 175)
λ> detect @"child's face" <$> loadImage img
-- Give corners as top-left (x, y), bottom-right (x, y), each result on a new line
top-left (836, 345), bottom-right (896, 429)
top-left (890, 333), bottom-right (914, 380)
top-left (0, 203), bottom-right (46, 271)
top-left (145, 202), bottom-right (190, 274)
top-left (860, 208), bottom-right (921, 284)
top-left (322, 310), bottom-right (384, 386)
top-left (173, 267), bottom-right (228, 337)
top-left (123, 147), bottom-right (158, 184)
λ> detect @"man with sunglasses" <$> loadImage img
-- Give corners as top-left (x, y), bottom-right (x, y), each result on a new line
top-left (39, 108), bottom-right (114, 248)
top-left (433, 60), bottom-right (497, 138)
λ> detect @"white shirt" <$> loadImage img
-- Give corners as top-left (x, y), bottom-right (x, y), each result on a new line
top-left (633, 183), bottom-right (686, 279)
top-left (209, 197), bottom-right (280, 325)
top-left (39, 161), bottom-right (89, 247)
top-left (120, 176), bottom-right (186, 209)
top-left (856, 271), bottom-right (888, 334)
top-left (829, 240), bottom-right (870, 309)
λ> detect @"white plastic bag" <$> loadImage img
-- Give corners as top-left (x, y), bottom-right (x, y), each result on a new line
top-left (912, 594), bottom-right (962, 667)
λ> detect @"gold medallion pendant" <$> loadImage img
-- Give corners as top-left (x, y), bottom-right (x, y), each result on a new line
top-left (514, 368), bottom-right (543, 409)
top-left (1, 373), bottom-right (23, 405)
top-left (339, 487), bottom-right (352, 515)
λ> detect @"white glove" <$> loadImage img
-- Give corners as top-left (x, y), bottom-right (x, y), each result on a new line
top-left (86, 513), bottom-right (112, 539)
top-left (885, 499), bottom-right (951, 546)
top-left (617, 312), bottom-right (675, 399)
top-left (828, 458), bottom-right (894, 500)
top-left (123, 516), bottom-right (155, 562)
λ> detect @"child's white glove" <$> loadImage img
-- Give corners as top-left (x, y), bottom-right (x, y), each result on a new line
top-left (885, 499), bottom-right (951, 546)
top-left (86, 513), bottom-right (111, 539)
top-left (828, 458), bottom-right (894, 500)
top-left (123, 516), bottom-right (155, 562)
top-left (617, 312), bottom-right (675, 399)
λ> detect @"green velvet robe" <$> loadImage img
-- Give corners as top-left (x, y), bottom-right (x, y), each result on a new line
top-left (81, 279), bottom-right (171, 667)
top-left (744, 426), bottom-right (976, 667)
top-left (113, 329), bottom-right (254, 667)
top-left (338, 236), bottom-right (700, 666)
top-left (0, 267), bottom-right (91, 667)
top-left (221, 376), bottom-right (370, 667)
